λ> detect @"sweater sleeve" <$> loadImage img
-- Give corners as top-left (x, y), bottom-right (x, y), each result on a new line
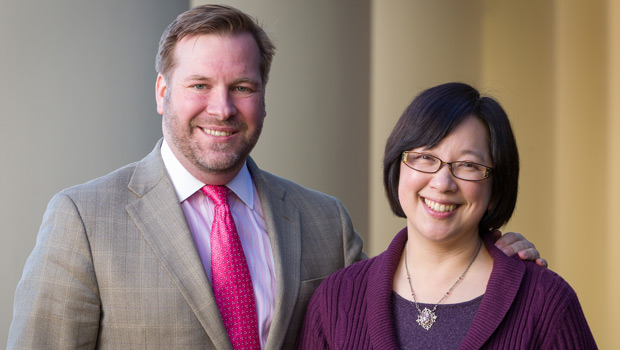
top-left (540, 282), bottom-right (598, 349)
top-left (296, 283), bottom-right (330, 350)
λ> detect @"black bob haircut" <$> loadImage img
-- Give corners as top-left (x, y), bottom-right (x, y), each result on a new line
top-left (383, 82), bottom-right (520, 232)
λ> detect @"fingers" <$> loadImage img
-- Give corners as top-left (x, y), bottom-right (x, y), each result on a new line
top-left (494, 231), bottom-right (530, 255)
top-left (516, 248), bottom-right (541, 262)
top-left (493, 231), bottom-right (548, 268)
top-left (536, 258), bottom-right (548, 268)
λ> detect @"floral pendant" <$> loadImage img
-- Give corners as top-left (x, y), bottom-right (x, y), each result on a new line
top-left (416, 307), bottom-right (437, 330)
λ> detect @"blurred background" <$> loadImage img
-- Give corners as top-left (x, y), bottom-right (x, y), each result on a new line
top-left (1, 0), bottom-right (617, 348)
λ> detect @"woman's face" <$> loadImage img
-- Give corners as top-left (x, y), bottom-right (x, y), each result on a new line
top-left (398, 116), bottom-right (493, 244)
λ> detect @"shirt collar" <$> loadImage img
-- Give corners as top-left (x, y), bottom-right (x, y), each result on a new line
top-left (160, 139), bottom-right (255, 209)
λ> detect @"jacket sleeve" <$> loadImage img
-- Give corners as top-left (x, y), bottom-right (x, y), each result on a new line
top-left (8, 192), bottom-right (101, 349)
top-left (335, 198), bottom-right (367, 267)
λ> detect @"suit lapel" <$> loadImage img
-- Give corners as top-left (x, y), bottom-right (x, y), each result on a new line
top-left (247, 158), bottom-right (302, 350)
top-left (125, 140), bottom-right (232, 350)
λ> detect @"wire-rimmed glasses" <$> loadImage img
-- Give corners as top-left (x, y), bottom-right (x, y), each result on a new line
top-left (401, 151), bottom-right (493, 181)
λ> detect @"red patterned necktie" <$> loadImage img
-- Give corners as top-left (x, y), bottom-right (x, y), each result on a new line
top-left (201, 185), bottom-right (260, 349)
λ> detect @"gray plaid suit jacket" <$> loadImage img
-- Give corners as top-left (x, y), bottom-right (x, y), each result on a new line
top-left (8, 139), bottom-right (364, 349)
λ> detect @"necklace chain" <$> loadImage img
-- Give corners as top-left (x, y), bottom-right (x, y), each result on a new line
top-left (403, 239), bottom-right (482, 330)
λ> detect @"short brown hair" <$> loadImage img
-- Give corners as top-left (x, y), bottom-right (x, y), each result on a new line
top-left (155, 4), bottom-right (276, 85)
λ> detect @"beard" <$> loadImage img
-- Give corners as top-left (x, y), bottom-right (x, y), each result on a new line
top-left (162, 95), bottom-right (263, 176)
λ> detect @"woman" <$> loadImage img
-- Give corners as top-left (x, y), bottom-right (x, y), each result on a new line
top-left (297, 82), bottom-right (596, 349)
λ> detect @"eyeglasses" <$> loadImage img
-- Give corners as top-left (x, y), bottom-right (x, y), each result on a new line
top-left (401, 151), bottom-right (493, 181)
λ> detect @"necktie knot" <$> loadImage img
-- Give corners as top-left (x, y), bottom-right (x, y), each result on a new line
top-left (201, 185), bottom-right (229, 206)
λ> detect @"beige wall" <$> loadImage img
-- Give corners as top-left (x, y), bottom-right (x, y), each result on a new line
top-left (608, 0), bottom-right (620, 344)
top-left (552, 0), bottom-right (607, 343)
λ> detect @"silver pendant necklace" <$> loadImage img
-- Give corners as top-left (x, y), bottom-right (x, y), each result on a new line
top-left (403, 239), bottom-right (482, 330)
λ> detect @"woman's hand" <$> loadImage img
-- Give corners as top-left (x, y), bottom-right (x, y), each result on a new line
top-left (493, 230), bottom-right (548, 268)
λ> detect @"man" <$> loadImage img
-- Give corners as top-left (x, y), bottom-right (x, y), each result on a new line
top-left (8, 4), bottom-right (543, 349)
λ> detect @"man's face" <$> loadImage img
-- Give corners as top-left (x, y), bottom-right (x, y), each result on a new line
top-left (156, 33), bottom-right (265, 184)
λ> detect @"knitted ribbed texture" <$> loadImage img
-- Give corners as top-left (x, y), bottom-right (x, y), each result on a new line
top-left (297, 229), bottom-right (597, 349)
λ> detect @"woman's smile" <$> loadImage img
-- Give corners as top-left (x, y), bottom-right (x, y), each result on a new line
top-left (423, 197), bottom-right (458, 213)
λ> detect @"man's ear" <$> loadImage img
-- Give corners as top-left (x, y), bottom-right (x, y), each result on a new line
top-left (155, 74), bottom-right (167, 115)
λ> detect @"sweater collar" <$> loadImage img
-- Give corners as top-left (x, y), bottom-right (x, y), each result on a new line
top-left (365, 227), bottom-right (408, 349)
top-left (460, 232), bottom-right (526, 349)
top-left (364, 228), bottom-right (526, 349)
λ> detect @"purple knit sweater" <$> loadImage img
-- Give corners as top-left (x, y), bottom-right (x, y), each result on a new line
top-left (297, 228), bottom-right (597, 349)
